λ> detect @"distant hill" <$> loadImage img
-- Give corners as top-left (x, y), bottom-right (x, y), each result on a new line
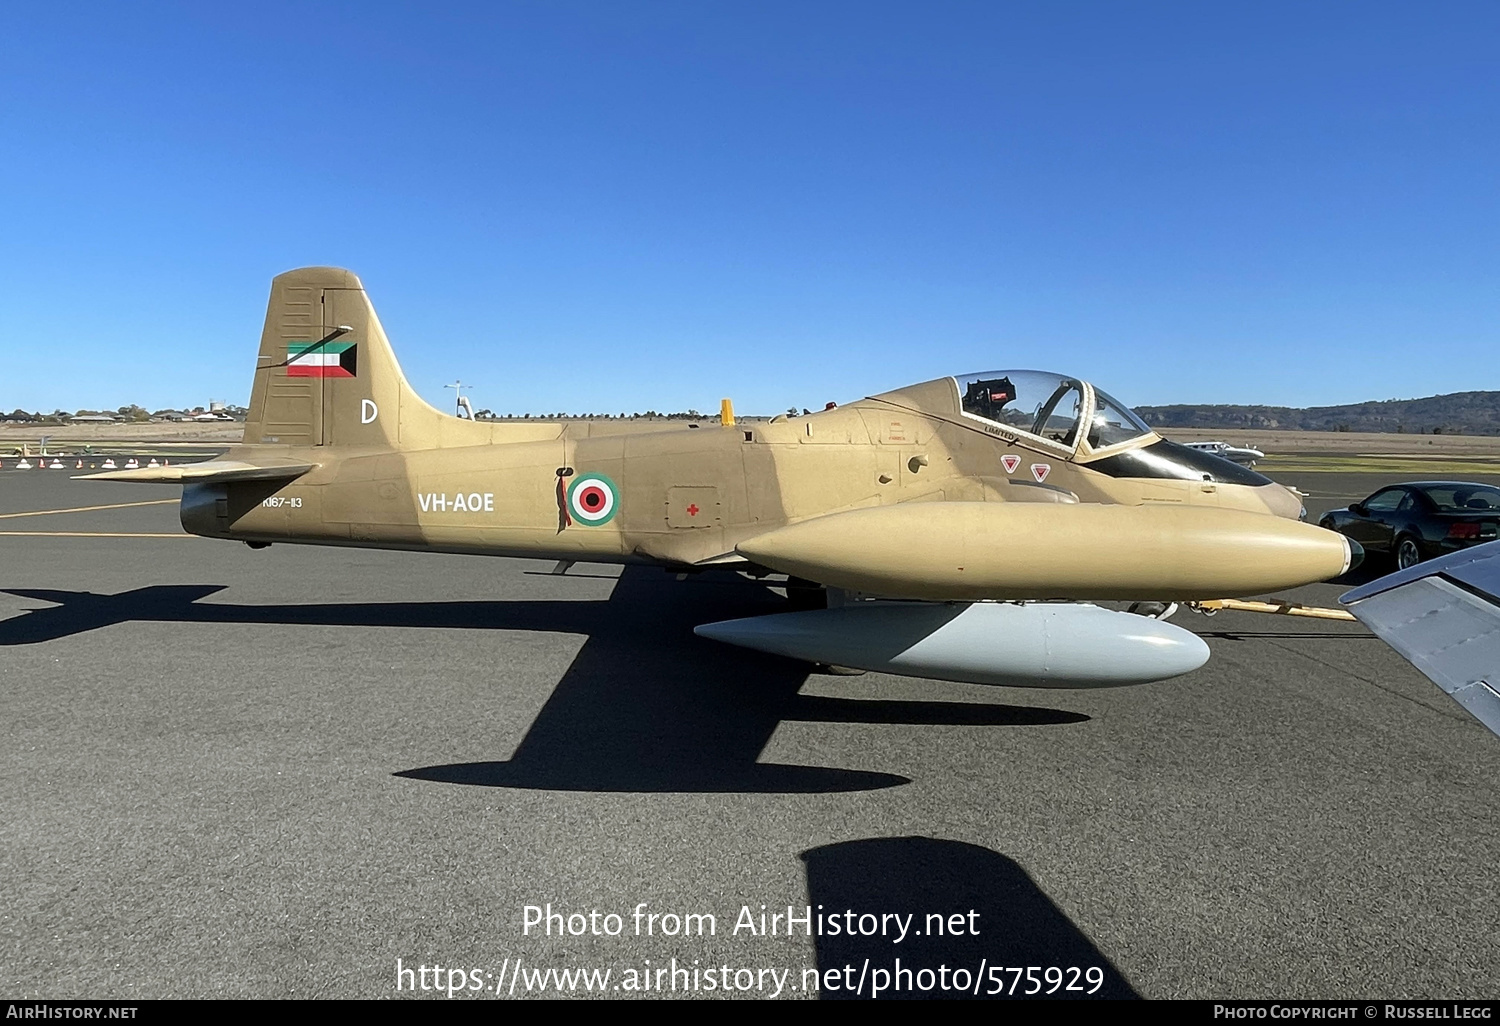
top-left (1135, 391), bottom-right (1500, 436)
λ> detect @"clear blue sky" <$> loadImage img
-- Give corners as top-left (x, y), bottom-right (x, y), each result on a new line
top-left (2, 1), bottom-right (1497, 416)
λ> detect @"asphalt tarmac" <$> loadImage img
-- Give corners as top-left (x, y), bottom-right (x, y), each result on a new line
top-left (2, 469), bottom-right (1497, 1000)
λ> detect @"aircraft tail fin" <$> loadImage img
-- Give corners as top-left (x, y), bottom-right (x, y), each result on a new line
top-left (243, 267), bottom-right (475, 450)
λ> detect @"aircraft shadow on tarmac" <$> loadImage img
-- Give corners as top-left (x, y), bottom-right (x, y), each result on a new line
top-left (1, 570), bottom-right (1088, 794)
top-left (801, 837), bottom-right (1138, 1000)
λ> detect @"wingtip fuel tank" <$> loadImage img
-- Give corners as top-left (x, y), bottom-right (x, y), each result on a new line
top-left (736, 502), bottom-right (1357, 601)
top-left (696, 601), bottom-right (1211, 687)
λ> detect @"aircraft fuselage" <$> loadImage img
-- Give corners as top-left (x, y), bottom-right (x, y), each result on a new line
top-left (186, 396), bottom-right (1302, 570)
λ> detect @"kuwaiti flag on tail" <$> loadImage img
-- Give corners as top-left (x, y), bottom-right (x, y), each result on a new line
top-left (287, 341), bottom-right (358, 378)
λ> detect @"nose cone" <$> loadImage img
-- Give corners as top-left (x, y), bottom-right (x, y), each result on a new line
top-left (1345, 537), bottom-right (1364, 574)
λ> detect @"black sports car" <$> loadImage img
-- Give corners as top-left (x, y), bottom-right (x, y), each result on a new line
top-left (1319, 481), bottom-right (1500, 570)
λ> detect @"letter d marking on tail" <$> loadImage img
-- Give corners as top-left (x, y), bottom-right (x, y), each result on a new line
top-left (361, 399), bottom-right (379, 424)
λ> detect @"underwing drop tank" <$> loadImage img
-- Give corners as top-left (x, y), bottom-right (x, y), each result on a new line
top-left (695, 601), bottom-right (1210, 688)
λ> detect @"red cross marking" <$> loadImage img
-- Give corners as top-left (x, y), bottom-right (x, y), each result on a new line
top-left (686, 504), bottom-right (700, 516)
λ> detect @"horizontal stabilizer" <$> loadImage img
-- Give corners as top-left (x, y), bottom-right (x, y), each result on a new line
top-left (77, 459), bottom-right (316, 484)
top-left (1342, 540), bottom-right (1500, 738)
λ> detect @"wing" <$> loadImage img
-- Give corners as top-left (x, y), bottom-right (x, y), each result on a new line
top-left (1341, 540), bottom-right (1500, 738)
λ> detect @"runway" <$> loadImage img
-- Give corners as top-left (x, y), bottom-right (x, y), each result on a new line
top-left (1, 471), bottom-right (1497, 999)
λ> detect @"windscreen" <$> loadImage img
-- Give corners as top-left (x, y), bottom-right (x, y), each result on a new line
top-left (1087, 388), bottom-right (1153, 449)
top-left (1416, 484), bottom-right (1500, 512)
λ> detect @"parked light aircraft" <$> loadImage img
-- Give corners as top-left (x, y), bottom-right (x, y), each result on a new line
top-left (1181, 440), bottom-right (1265, 466)
top-left (89, 267), bottom-right (1363, 689)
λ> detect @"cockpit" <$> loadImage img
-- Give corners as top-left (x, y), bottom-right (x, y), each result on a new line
top-left (948, 369), bottom-right (1274, 487)
top-left (956, 370), bottom-right (1153, 454)
top-left (868, 368), bottom-right (1290, 514)
top-left (870, 369), bottom-right (1275, 486)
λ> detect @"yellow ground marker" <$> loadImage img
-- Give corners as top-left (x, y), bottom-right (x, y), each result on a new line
top-left (0, 499), bottom-right (178, 520)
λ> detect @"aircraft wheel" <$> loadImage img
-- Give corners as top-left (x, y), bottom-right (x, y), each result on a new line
top-left (1126, 601), bottom-right (1178, 620)
top-left (1395, 536), bottom-right (1423, 570)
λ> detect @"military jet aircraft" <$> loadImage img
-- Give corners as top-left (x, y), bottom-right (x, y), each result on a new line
top-left (89, 267), bottom-right (1360, 689)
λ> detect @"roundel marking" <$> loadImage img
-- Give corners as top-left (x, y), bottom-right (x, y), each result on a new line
top-left (567, 473), bottom-right (619, 526)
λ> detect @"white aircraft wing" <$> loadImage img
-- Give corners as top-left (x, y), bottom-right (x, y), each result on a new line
top-left (1341, 540), bottom-right (1500, 737)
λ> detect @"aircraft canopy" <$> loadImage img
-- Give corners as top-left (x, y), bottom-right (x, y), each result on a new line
top-left (953, 370), bottom-right (1153, 453)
